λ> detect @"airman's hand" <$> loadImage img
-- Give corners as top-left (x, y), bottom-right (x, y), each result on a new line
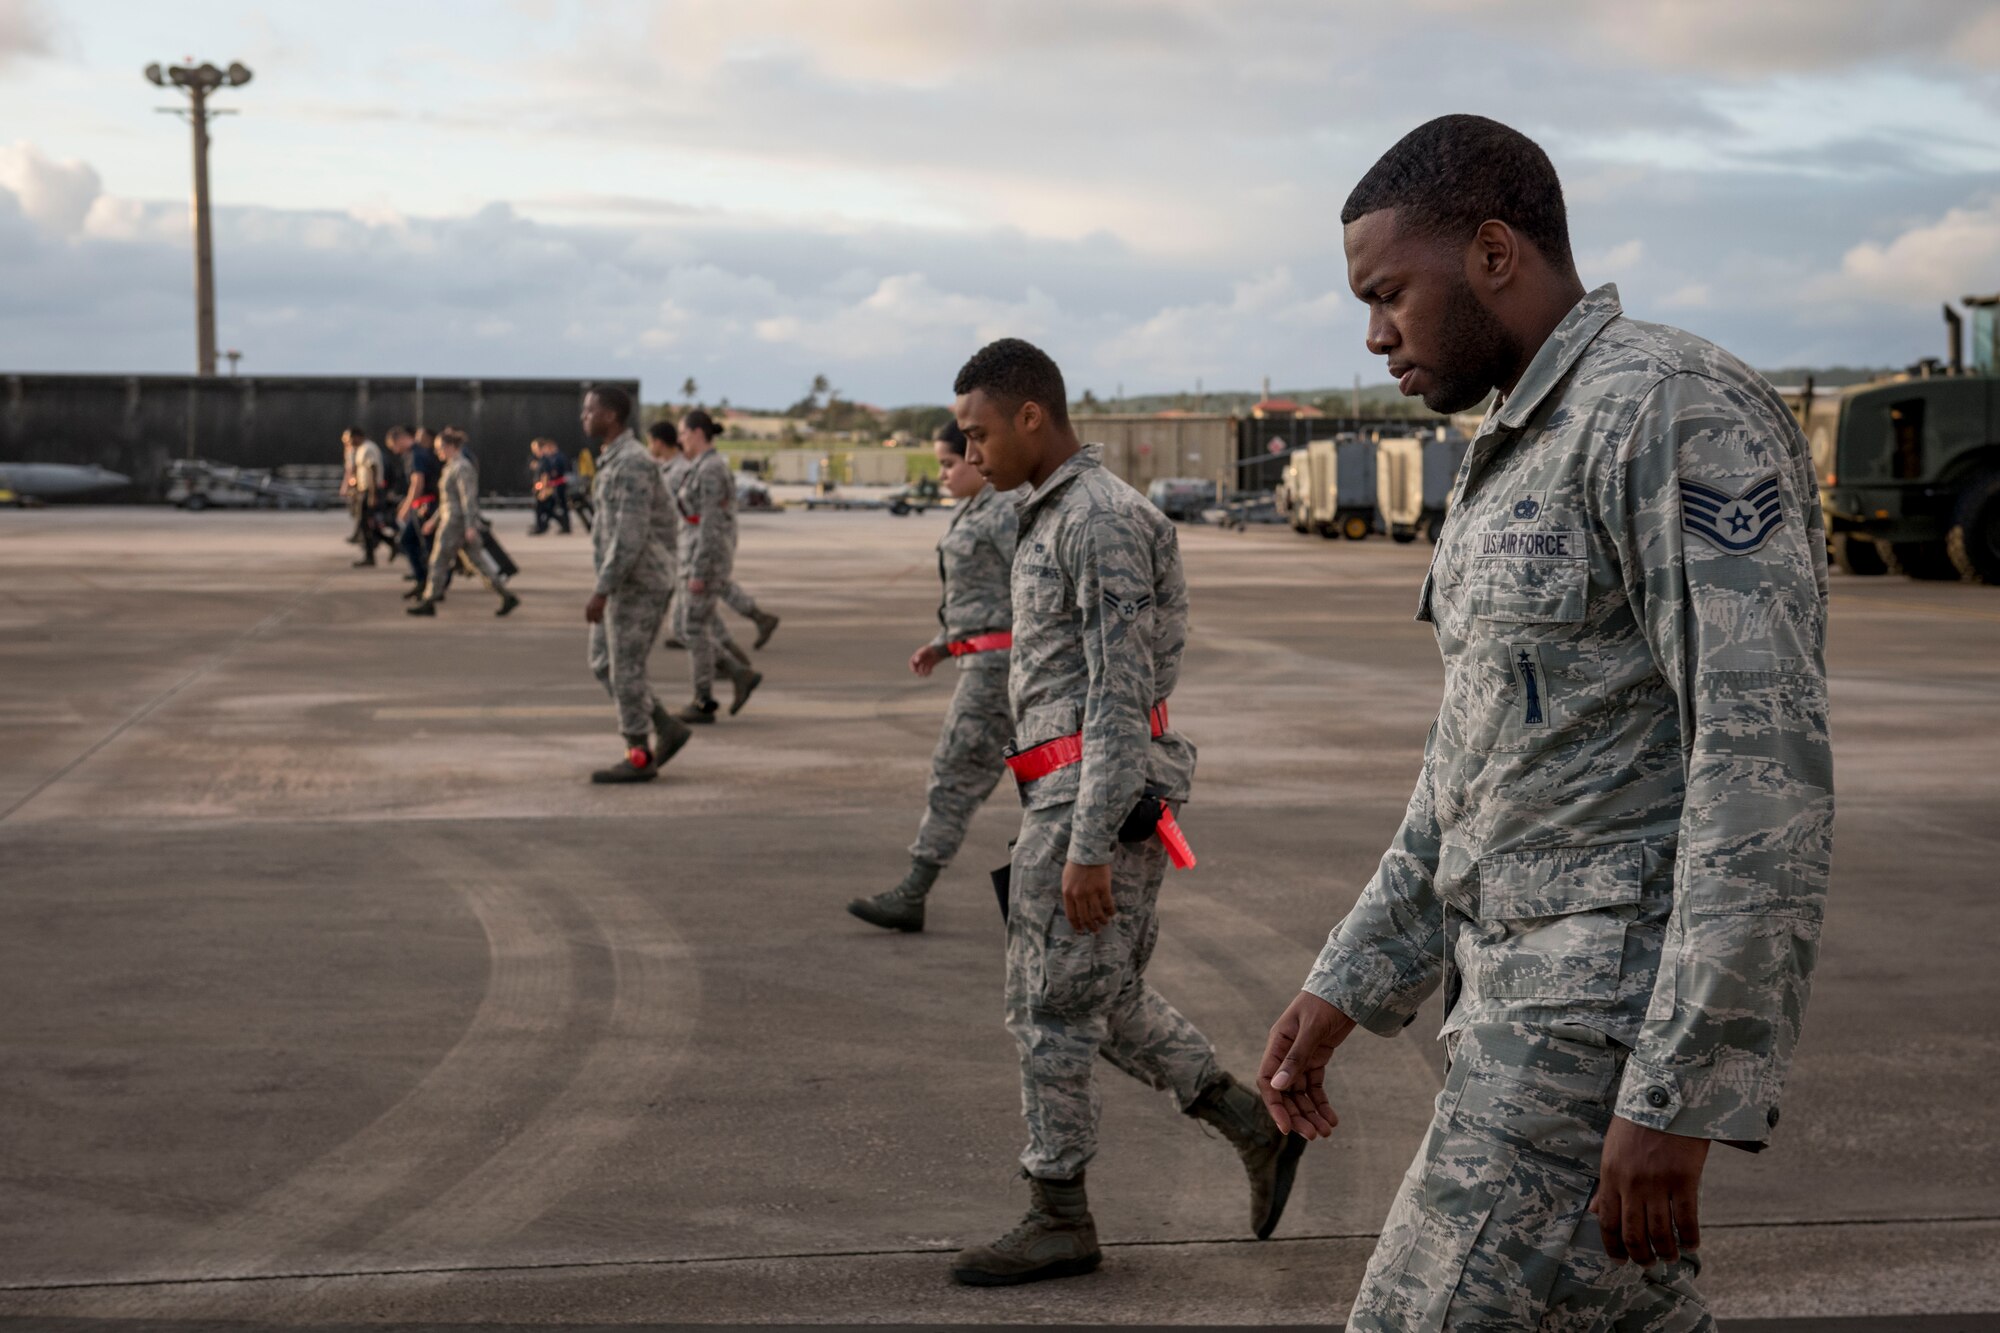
top-left (584, 593), bottom-right (607, 624)
top-left (1060, 861), bottom-right (1115, 933)
top-left (689, 577), bottom-right (707, 595)
top-left (1590, 1117), bottom-right (1709, 1267)
top-left (1258, 991), bottom-right (1354, 1138)
top-left (910, 644), bottom-right (946, 676)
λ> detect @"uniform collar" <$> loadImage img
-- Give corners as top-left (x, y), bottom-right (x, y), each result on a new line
top-left (601, 429), bottom-right (641, 461)
top-left (1491, 283), bottom-right (1623, 432)
top-left (1015, 443), bottom-right (1101, 523)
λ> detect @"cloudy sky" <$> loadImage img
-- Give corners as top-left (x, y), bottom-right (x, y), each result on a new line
top-left (4, 0), bottom-right (2000, 406)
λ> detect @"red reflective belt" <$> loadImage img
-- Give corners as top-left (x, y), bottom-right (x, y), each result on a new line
top-left (684, 514), bottom-right (701, 525)
top-left (1003, 701), bottom-right (1170, 783)
top-left (947, 631), bottom-right (1013, 657)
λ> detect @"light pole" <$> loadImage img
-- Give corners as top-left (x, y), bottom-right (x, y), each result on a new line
top-left (145, 59), bottom-right (253, 377)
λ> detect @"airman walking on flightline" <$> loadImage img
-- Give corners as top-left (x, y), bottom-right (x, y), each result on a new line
top-left (946, 339), bottom-right (1305, 1289)
top-left (847, 420), bottom-right (1017, 933)
top-left (1258, 116), bottom-right (1834, 1333)
top-left (672, 409), bottom-right (783, 651)
top-left (648, 420), bottom-right (752, 672)
top-left (408, 426), bottom-right (519, 618)
top-left (579, 385), bottom-right (692, 784)
top-left (672, 408), bottom-right (765, 723)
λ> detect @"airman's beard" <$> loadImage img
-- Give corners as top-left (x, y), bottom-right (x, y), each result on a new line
top-left (1424, 276), bottom-right (1523, 415)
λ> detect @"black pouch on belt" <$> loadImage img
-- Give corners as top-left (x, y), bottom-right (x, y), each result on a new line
top-left (991, 837), bottom-right (1016, 922)
top-left (1118, 785), bottom-right (1172, 844)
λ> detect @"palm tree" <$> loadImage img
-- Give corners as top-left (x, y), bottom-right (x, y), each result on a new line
top-left (681, 376), bottom-right (698, 406)
top-left (810, 373), bottom-right (830, 407)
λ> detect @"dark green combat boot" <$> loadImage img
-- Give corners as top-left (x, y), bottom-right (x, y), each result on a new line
top-left (591, 737), bottom-right (658, 784)
top-left (752, 610), bottom-right (781, 649)
top-left (846, 859), bottom-right (940, 932)
top-left (677, 695), bottom-right (719, 725)
top-left (950, 1172), bottom-right (1100, 1287)
top-left (650, 704), bottom-right (694, 768)
top-left (1187, 1072), bottom-right (1307, 1240)
top-left (722, 658), bottom-right (763, 716)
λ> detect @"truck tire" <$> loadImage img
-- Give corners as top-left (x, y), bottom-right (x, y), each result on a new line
top-left (1945, 470), bottom-right (2000, 584)
top-left (1341, 513), bottom-right (1370, 541)
top-left (1417, 509), bottom-right (1445, 544)
top-left (1317, 521), bottom-right (1338, 540)
top-left (1831, 532), bottom-right (1887, 577)
top-left (182, 493), bottom-right (209, 511)
top-left (1887, 540), bottom-right (1962, 581)
top-left (1391, 526), bottom-right (1417, 544)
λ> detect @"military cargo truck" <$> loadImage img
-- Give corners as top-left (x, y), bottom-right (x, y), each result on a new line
top-left (1798, 295), bottom-right (2000, 583)
top-left (1375, 436), bottom-right (1423, 542)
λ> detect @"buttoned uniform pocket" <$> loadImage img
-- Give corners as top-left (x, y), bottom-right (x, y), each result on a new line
top-left (1013, 561), bottom-right (1070, 617)
top-left (1448, 554), bottom-right (1596, 754)
top-left (1463, 843), bottom-right (1644, 1005)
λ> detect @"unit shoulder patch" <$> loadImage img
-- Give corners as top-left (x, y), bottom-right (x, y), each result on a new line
top-left (1682, 473), bottom-right (1785, 555)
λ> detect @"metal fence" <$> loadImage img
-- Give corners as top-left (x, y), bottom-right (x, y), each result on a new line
top-left (0, 374), bottom-right (640, 498)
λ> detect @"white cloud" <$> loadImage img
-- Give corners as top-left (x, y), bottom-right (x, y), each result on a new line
top-left (1420, 0), bottom-right (2000, 75)
top-left (1812, 196), bottom-right (2000, 306)
top-left (0, 141), bottom-right (100, 234)
top-left (0, 0), bottom-right (51, 67)
top-left (1585, 239), bottom-right (1646, 273)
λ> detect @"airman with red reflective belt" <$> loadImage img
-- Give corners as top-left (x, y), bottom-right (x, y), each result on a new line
top-left (945, 339), bottom-right (1304, 1290)
top-left (849, 422), bottom-right (1018, 933)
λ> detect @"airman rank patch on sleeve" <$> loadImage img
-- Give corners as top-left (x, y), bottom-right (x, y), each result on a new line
top-left (1109, 593), bottom-right (1151, 621)
top-left (1682, 473), bottom-right (1784, 554)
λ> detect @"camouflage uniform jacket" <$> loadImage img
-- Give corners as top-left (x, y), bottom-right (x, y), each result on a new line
top-left (1010, 445), bottom-right (1196, 866)
top-left (931, 482), bottom-right (1018, 672)
top-left (435, 453), bottom-right (481, 528)
top-left (1303, 284), bottom-right (1834, 1148)
top-left (590, 431), bottom-right (674, 596)
top-left (674, 448), bottom-right (736, 583)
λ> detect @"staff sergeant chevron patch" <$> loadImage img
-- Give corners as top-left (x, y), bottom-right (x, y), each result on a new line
top-left (1682, 473), bottom-right (1785, 554)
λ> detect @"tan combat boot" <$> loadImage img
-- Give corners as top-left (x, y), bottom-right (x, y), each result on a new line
top-left (950, 1172), bottom-right (1101, 1287)
top-left (1187, 1072), bottom-right (1307, 1239)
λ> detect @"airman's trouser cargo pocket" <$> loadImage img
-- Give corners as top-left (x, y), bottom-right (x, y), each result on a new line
top-left (1348, 1022), bottom-right (1709, 1332)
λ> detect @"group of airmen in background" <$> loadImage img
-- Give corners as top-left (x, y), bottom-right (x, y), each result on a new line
top-left (340, 423), bottom-right (521, 618)
top-left (838, 111), bottom-right (1834, 1333)
top-left (338, 391), bottom-right (782, 786)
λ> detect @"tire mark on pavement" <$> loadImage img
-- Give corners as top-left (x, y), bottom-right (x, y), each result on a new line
top-left (361, 846), bottom-right (704, 1258)
top-left (134, 840), bottom-right (579, 1281)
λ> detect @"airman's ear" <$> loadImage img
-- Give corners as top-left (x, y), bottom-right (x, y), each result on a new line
top-left (1018, 399), bottom-right (1044, 434)
top-left (1470, 219), bottom-right (1518, 292)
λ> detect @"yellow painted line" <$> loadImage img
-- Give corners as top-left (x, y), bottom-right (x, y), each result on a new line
top-left (1831, 594), bottom-right (2000, 625)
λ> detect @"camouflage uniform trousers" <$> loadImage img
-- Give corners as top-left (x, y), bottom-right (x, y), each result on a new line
top-left (588, 587), bottom-right (671, 739)
top-left (422, 520), bottom-right (467, 601)
top-left (1004, 802), bottom-right (1221, 1179)
top-left (665, 587), bottom-right (746, 661)
top-left (908, 664), bottom-right (1011, 867)
top-left (1349, 1021), bottom-right (1710, 1333)
top-left (673, 588), bottom-right (735, 697)
top-left (719, 578), bottom-right (762, 619)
